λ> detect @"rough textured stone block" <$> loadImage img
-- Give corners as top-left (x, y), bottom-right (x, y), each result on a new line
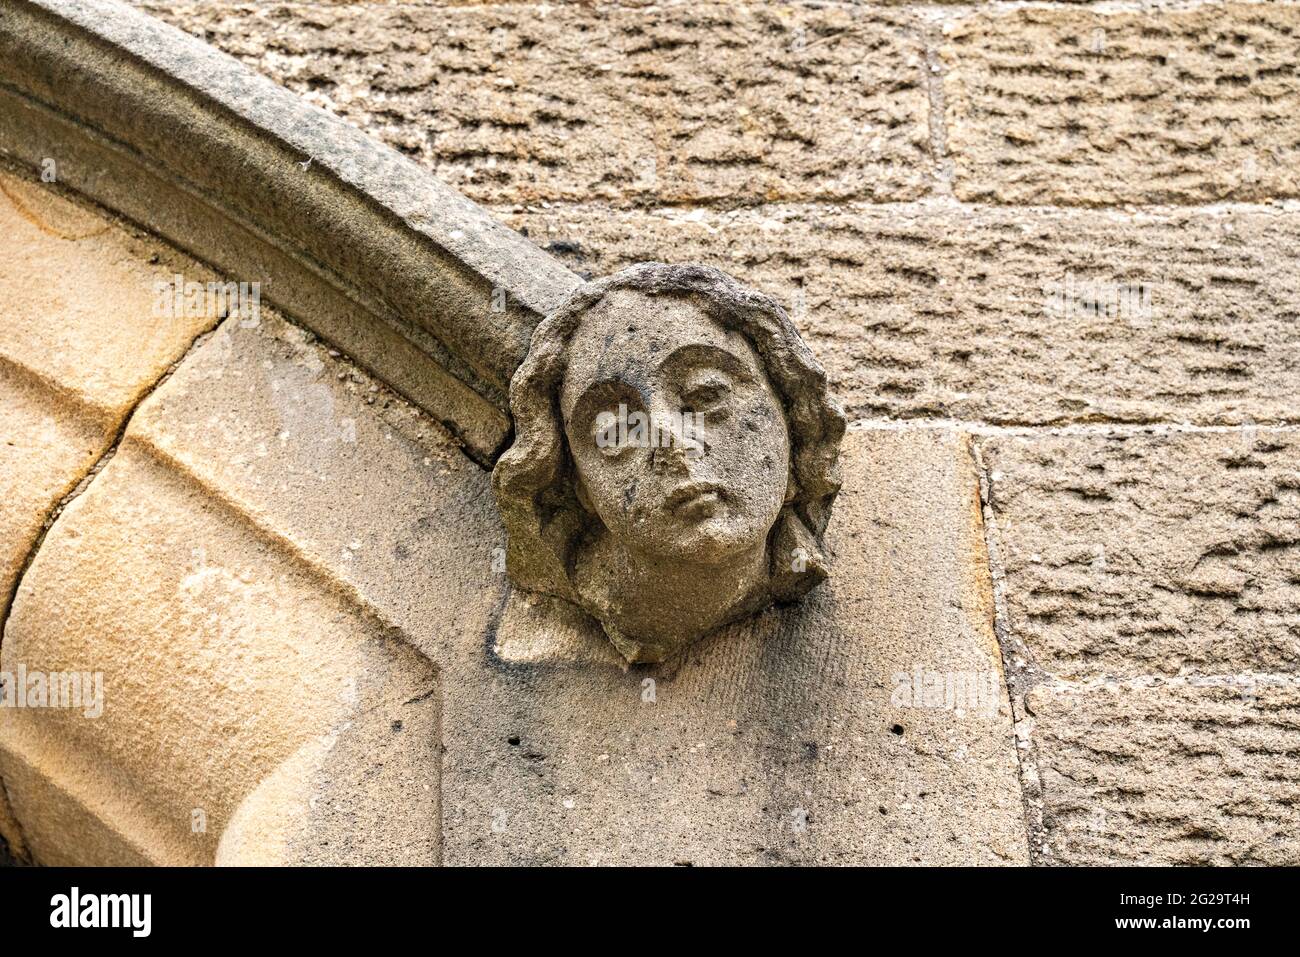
top-left (135, 1), bottom-right (933, 207)
top-left (1027, 679), bottom-right (1300, 865)
top-left (501, 203), bottom-right (1300, 427)
top-left (982, 429), bottom-right (1300, 679)
top-left (942, 5), bottom-right (1300, 205)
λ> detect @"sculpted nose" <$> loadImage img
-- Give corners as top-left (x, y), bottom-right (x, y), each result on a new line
top-left (646, 401), bottom-right (687, 472)
top-left (651, 440), bottom-right (692, 474)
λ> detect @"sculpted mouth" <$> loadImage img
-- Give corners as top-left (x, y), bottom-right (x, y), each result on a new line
top-left (667, 481), bottom-right (724, 513)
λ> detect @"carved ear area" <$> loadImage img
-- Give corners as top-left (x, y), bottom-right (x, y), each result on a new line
top-left (769, 512), bottom-right (829, 603)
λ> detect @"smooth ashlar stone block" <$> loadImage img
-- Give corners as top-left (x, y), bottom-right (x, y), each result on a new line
top-left (1, 306), bottom-right (486, 863)
top-left (127, 312), bottom-right (504, 660)
top-left (483, 427), bottom-right (1027, 864)
top-left (0, 172), bottom-right (218, 419)
top-left (941, 4), bottom-right (1300, 205)
top-left (0, 442), bottom-right (439, 866)
top-left (0, 170), bottom-right (218, 630)
top-left (0, 365), bottom-right (105, 623)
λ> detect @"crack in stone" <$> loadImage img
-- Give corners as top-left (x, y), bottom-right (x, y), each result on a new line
top-left (970, 436), bottom-right (1050, 865)
top-left (921, 15), bottom-right (956, 197)
top-left (0, 320), bottom-right (223, 863)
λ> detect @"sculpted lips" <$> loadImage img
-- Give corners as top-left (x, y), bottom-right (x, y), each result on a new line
top-left (666, 481), bottom-right (725, 517)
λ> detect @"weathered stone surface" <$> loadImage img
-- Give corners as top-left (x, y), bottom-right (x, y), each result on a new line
top-left (0, 173), bottom-right (215, 417)
top-left (0, 780), bottom-right (23, 863)
top-left (2, 311), bottom-right (451, 864)
top-left (942, 5), bottom-right (1300, 206)
top-left (0, 443), bottom-right (439, 865)
top-left (177, 328), bottom-right (1021, 866)
top-left (495, 263), bottom-right (845, 663)
top-left (128, 313), bottom-right (500, 651)
top-left (135, 1), bottom-right (934, 207)
top-left (1026, 678), bottom-right (1300, 865)
top-left (500, 202), bottom-right (1300, 427)
top-left (1, 306), bottom-right (487, 864)
top-left (6, 300), bottom-right (1026, 863)
top-left (475, 426), bottom-right (1025, 864)
top-left (983, 428), bottom-right (1300, 865)
top-left (982, 429), bottom-right (1300, 680)
top-left (2, 0), bottom-right (585, 464)
top-left (0, 170), bottom-right (216, 626)
top-left (0, 366), bottom-right (105, 626)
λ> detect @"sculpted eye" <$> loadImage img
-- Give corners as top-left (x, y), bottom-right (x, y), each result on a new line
top-left (683, 374), bottom-right (732, 412)
top-left (593, 411), bottom-right (621, 454)
top-left (592, 408), bottom-right (642, 458)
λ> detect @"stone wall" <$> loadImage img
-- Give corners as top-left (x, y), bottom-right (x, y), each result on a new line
top-left (120, 0), bottom-right (1300, 865)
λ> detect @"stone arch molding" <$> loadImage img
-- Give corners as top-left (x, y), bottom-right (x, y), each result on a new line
top-left (0, 0), bottom-right (856, 866)
top-left (0, 0), bottom-right (847, 653)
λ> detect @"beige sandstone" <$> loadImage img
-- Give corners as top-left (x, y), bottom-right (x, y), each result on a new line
top-left (0, 311), bottom-right (447, 864)
top-left (942, 4), bottom-right (1300, 206)
top-left (982, 428), bottom-right (1300, 865)
top-left (0, 174), bottom-right (214, 416)
top-left (0, 170), bottom-right (217, 625)
top-left (133, 1), bottom-right (934, 208)
top-left (6, 0), bottom-right (1297, 868)
top-left (500, 202), bottom-right (1300, 428)
top-left (482, 424), bottom-right (1027, 865)
top-left (0, 441), bottom-right (439, 864)
top-left (981, 430), bottom-right (1300, 680)
top-left (5, 298), bottom-right (1027, 863)
top-left (0, 367), bottom-right (106, 619)
top-left (1026, 678), bottom-right (1300, 866)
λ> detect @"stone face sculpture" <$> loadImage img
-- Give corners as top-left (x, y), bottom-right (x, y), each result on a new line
top-left (493, 263), bottom-right (845, 663)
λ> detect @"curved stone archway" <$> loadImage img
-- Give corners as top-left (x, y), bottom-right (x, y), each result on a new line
top-left (8, 0), bottom-right (1296, 869)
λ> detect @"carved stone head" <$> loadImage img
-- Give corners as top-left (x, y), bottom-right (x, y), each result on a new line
top-left (493, 263), bottom-right (845, 663)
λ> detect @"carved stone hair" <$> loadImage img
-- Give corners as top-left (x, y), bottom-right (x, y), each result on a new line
top-left (493, 262), bottom-right (845, 609)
